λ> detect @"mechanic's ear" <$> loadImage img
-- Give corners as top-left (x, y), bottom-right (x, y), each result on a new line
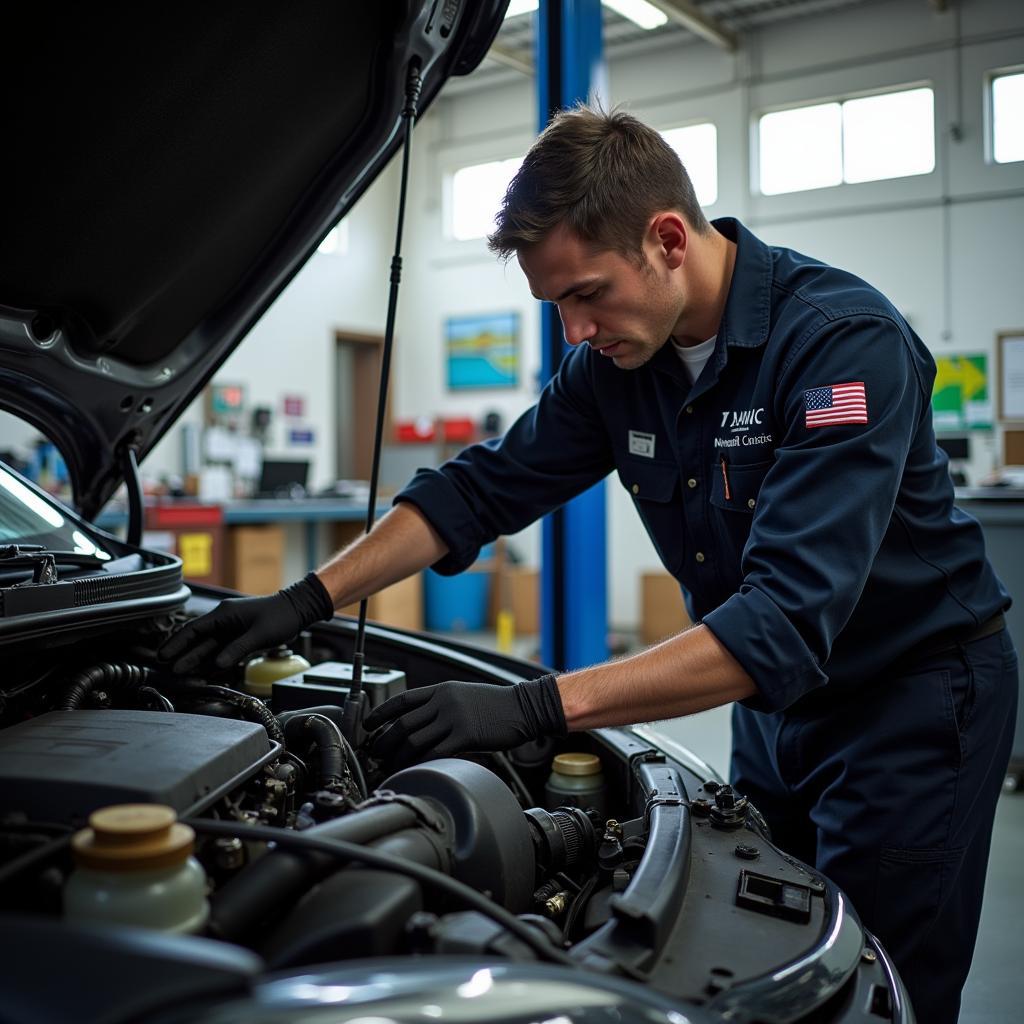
top-left (649, 212), bottom-right (687, 271)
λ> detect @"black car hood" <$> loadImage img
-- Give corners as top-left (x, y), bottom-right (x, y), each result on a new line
top-left (0, 2), bottom-right (507, 520)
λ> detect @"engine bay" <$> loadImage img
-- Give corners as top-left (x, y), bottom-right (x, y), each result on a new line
top-left (0, 596), bottom-right (903, 1023)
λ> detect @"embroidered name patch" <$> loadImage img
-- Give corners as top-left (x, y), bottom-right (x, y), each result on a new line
top-left (804, 382), bottom-right (868, 428)
top-left (628, 430), bottom-right (656, 458)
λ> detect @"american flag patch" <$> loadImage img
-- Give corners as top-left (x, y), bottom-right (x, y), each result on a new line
top-left (804, 382), bottom-right (868, 428)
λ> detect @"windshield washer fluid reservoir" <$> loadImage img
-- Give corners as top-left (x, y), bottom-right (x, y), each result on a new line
top-left (545, 752), bottom-right (608, 822)
top-left (64, 804), bottom-right (209, 933)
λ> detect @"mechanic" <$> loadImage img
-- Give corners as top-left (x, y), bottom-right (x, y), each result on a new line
top-left (161, 106), bottom-right (1017, 1023)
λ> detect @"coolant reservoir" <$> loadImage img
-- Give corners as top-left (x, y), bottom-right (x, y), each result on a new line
top-left (544, 752), bottom-right (608, 822)
top-left (64, 804), bottom-right (209, 933)
top-left (244, 646), bottom-right (311, 697)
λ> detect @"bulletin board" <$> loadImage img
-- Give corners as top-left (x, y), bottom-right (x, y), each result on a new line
top-left (997, 330), bottom-right (1024, 424)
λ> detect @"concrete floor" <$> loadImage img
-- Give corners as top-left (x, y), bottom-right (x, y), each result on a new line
top-left (960, 793), bottom-right (1024, 1024)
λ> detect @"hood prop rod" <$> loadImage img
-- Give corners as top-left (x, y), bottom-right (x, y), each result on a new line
top-left (341, 57), bottom-right (423, 748)
top-left (119, 444), bottom-right (144, 547)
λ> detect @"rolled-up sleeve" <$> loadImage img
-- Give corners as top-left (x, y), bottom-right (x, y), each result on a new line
top-left (702, 315), bottom-right (926, 711)
top-left (395, 346), bottom-right (615, 575)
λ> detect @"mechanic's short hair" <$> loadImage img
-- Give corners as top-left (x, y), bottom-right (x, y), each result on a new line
top-left (488, 103), bottom-right (711, 263)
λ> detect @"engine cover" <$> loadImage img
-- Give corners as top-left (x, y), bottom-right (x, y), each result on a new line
top-left (0, 710), bottom-right (275, 823)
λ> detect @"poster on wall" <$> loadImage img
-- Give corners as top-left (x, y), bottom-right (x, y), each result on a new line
top-left (283, 395), bottom-right (306, 418)
top-left (445, 311), bottom-right (519, 390)
top-left (998, 331), bottom-right (1024, 424)
top-left (931, 353), bottom-right (992, 431)
top-left (288, 428), bottom-right (315, 446)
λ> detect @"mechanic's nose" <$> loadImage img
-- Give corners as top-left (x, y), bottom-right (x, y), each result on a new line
top-left (559, 307), bottom-right (596, 347)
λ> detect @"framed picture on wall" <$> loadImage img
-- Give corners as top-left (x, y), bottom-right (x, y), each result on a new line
top-left (445, 311), bottom-right (520, 390)
top-left (997, 330), bottom-right (1024, 424)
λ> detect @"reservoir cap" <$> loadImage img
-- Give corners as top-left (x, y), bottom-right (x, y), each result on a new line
top-left (552, 753), bottom-right (602, 777)
top-left (72, 804), bottom-right (195, 872)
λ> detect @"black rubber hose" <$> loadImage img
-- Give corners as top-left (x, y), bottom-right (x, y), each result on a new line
top-left (278, 706), bottom-right (367, 797)
top-left (169, 684), bottom-right (285, 745)
top-left (191, 818), bottom-right (576, 968)
top-left (283, 714), bottom-right (345, 789)
top-left (207, 800), bottom-right (425, 942)
top-left (58, 663), bottom-right (152, 711)
top-left (57, 665), bottom-right (107, 710)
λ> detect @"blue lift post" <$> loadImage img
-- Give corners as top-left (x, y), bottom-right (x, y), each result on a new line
top-left (536, 0), bottom-right (609, 671)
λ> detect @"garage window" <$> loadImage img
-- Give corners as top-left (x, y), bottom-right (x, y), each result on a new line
top-left (758, 86), bottom-right (935, 195)
top-left (992, 71), bottom-right (1024, 164)
top-left (449, 157), bottom-right (524, 241)
top-left (661, 123), bottom-right (718, 207)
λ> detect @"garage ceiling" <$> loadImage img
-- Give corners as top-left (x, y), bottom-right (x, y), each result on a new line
top-left (452, 0), bottom-right (877, 91)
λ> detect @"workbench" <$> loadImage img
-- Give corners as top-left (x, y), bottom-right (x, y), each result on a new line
top-left (94, 497), bottom-right (390, 575)
top-left (956, 488), bottom-right (1024, 766)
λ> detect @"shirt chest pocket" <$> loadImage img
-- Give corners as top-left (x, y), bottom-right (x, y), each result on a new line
top-left (709, 458), bottom-right (770, 578)
top-left (616, 459), bottom-right (684, 574)
top-left (710, 458), bottom-right (771, 513)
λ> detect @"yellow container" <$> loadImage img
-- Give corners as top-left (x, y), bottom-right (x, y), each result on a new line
top-left (244, 646), bottom-right (311, 698)
top-left (544, 752), bottom-right (608, 821)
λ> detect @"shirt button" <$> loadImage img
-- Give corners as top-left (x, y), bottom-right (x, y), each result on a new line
top-left (631, 484), bottom-right (639, 495)
top-left (695, 551), bottom-right (705, 563)
top-left (747, 498), bottom-right (756, 509)
top-left (687, 478), bottom-right (697, 489)
top-left (686, 405), bottom-right (694, 414)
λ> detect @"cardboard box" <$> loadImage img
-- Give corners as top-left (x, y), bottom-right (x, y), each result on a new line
top-left (228, 525), bottom-right (286, 595)
top-left (640, 572), bottom-right (691, 646)
top-left (145, 503), bottom-right (226, 586)
top-left (492, 566), bottom-right (540, 635)
top-left (341, 574), bottom-right (423, 632)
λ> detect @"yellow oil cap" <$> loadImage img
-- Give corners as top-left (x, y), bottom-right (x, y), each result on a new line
top-left (72, 804), bottom-right (195, 873)
top-left (552, 753), bottom-right (602, 777)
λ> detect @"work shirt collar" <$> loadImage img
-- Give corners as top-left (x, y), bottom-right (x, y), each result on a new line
top-left (650, 217), bottom-right (773, 394)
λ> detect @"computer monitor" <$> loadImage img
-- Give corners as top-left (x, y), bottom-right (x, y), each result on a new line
top-left (257, 459), bottom-right (309, 498)
top-left (936, 436), bottom-right (970, 461)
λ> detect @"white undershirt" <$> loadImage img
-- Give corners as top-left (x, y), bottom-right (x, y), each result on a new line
top-left (672, 335), bottom-right (717, 384)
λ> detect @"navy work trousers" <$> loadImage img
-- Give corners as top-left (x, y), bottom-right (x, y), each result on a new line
top-left (731, 628), bottom-right (1018, 1024)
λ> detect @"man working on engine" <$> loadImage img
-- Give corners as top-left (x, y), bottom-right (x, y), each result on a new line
top-left (161, 106), bottom-right (1016, 1023)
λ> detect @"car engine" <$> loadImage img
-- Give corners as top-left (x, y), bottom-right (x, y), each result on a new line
top-left (0, 581), bottom-right (908, 1024)
top-left (0, 608), bottom-right (635, 970)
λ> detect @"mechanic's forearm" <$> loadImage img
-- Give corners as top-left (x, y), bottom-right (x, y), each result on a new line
top-left (556, 624), bottom-right (757, 730)
top-left (314, 503), bottom-right (448, 609)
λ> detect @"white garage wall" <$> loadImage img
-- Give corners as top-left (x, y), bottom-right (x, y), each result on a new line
top-left (144, 158), bottom-right (403, 491)
top-left (391, 0), bottom-right (1024, 634)
top-left (127, 0), bottom-right (1023, 679)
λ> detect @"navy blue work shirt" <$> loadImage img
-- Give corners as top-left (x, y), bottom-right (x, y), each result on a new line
top-left (397, 218), bottom-right (1009, 713)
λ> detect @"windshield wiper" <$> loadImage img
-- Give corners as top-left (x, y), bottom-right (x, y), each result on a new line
top-left (0, 544), bottom-right (107, 584)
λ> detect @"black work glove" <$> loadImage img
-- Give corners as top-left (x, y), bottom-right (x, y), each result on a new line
top-left (364, 674), bottom-right (567, 767)
top-left (158, 572), bottom-right (334, 673)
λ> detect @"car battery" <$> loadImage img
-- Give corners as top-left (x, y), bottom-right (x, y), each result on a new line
top-left (271, 661), bottom-right (406, 712)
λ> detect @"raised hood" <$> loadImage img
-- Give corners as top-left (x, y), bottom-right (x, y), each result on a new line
top-left (0, 2), bottom-right (507, 519)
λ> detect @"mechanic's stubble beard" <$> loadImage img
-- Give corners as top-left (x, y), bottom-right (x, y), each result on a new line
top-left (609, 256), bottom-right (687, 371)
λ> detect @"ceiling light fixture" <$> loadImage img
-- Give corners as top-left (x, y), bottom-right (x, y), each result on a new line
top-left (503, 0), bottom-right (667, 30)
top-left (602, 0), bottom-right (668, 29)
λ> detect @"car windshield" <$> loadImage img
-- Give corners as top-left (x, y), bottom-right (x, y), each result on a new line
top-left (0, 463), bottom-right (111, 559)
